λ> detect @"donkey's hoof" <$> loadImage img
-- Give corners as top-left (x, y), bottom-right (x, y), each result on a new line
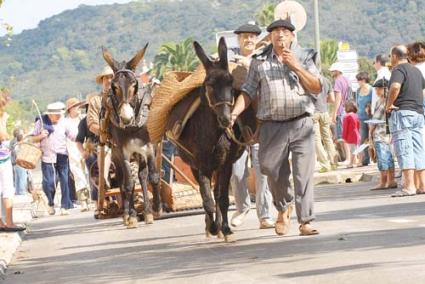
top-left (153, 209), bottom-right (162, 219)
top-left (127, 216), bottom-right (138, 229)
top-left (145, 213), bottom-right (154, 224)
top-left (217, 231), bottom-right (224, 239)
top-left (123, 214), bottom-right (130, 226)
top-left (205, 230), bottom-right (212, 239)
top-left (224, 234), bottom-right (236, 243)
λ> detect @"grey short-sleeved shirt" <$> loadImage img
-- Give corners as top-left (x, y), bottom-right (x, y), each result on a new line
top-left (241, 46), bottom-right (321, 121)
top-left (313, 78), bottom-right (331, 113)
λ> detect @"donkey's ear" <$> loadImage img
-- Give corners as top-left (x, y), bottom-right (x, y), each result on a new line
top-left (218, 37), bottom-right (228, 70)
top-left (126, 43), bottom-right (149, 71)
top-left (102, 46), bottom-right (119, 72)
top-left (194, 41), bottom-right (212, 70)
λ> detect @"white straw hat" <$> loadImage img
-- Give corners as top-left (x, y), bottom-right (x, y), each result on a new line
top-left (45, 102), bottom-right (65, 115)
top-left (329, 62), bottom-right (344, 73)
top-left (95, 66), bottom-right (114, 85)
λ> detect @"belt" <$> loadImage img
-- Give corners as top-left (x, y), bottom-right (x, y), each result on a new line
top-left (261, 113), bottom-right (311, 123)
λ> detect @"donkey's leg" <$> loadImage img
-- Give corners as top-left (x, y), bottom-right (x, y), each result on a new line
top-left (193, 168), bottom-right (217, 236)
top-left (138, 164), bottom-right (153, 224)
top-left (147, 151), bottom-right (161, 218)
top-left (217, 161), bottom-right (234, 242)
top-left (123, 159), bottom-right (138, 228)
top-left (213, 177), bottom-right (223, 239)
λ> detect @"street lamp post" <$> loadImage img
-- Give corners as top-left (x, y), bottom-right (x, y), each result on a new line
top-left (313, 0), bottom-right (321, 66)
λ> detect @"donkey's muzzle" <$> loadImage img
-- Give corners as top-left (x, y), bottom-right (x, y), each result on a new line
top-left (218, 115), bottom-right (232, 129)
top-left (119, 103), bottom-right (135, 125)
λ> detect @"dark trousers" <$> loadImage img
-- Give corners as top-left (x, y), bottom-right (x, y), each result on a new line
top-left (41, 154), bottom-right (73, 209)
top-left (85, 154), bottom-right (98, 201)
top-left (359, 119), bottom-right (370, 165)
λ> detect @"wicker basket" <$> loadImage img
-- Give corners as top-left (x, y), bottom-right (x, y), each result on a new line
top-left (146, 62), bottom-right (248, 143)
top-left (147, 66), bottom-right (206, 143)
top-left (16, 142), bottom-right (42, 170)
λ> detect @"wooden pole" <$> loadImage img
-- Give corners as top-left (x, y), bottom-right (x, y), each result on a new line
top-left (161, 154), bottom-right (198, 190)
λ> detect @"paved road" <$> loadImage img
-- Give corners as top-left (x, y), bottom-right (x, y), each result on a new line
top-left (3, 181), bottom-right (425, 284)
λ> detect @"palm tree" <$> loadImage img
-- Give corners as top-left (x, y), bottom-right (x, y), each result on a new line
top-left (152, 37), bottom-right (198, 80)
top-left (320, 39), bottom-right (338, 79)
top-left (255, 3), bottom-right (276, 27)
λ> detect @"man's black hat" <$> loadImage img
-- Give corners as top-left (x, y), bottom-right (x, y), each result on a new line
top-left (234, 23), bottom-right (262, 35)
top-left (373, 78), bottom-right (389, 88)
top-left (266, 19), bottom-right (295, 33)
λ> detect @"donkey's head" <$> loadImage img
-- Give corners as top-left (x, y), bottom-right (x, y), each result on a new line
top-left (102, 44), bottom-right (148, 126)
top-left (194, 37), bottom-right (234, 129)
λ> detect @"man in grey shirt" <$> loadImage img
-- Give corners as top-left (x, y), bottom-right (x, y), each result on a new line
top-left (313, 78), bottom-right (337, 172)
top-left (231, 19), bottom-right (322, 236)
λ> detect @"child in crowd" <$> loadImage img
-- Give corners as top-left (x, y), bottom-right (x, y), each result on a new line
top-left (369, 79), bottom-right (397, 190)
top-left (342, 101), bottom-right (361, 168)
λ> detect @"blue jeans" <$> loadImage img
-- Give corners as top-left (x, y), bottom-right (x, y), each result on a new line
top-left (41, 154), bottom-right (74, 209)
top-left (374, 142), bottom-right (395, 171)
top-left (336, 114), bottom-right (344, 140)
top-left (162, 140), bottom-right (176, 184)
top-left (14, 165), bottom-right (28, 195)
top-left (389, 110), bottom-right (425, 170)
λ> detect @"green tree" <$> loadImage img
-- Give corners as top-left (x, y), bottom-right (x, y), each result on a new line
top-left (152, 37), bottom-right (198, 80)
top-left (320, 39), bottom-right (338, 79)
top-left (358, 57), bottom-right (377, 82)
top-left (255, 3), bottom-right (275, 26)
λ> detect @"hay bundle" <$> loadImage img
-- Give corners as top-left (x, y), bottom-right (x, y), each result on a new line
top-left (146, 62), bottom-right (248, 143)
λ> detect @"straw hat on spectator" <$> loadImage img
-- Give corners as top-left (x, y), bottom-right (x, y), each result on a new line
top-left (45, 102), bottom-right (65, 115)
top-left (66, 97), bottom-right (87, 112)
top-left (95, 66), bottom-right (114, 85)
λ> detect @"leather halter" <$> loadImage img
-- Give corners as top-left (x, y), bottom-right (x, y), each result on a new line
top-left (203, 85), bottom-right (235, 119)
top-left (108, 68), bottom-right (142, 128)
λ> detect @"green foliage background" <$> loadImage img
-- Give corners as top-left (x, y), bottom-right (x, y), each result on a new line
top-left (0, 0), bottom-right (424, 125)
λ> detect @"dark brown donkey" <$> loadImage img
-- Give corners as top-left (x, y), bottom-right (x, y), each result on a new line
top-left (102, 45), bottom-right (161, 228)
top-left (169, 38), bottom-right (256, 241)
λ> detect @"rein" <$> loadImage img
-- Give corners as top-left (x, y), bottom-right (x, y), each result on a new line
top-left (225, 118), bottom-right (259, 146)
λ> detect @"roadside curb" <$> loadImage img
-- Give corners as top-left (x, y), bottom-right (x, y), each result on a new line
top-left (0, 195), bottom-right (33, 277)
top-left (313, 165), bottom-right (380, 185)
top-left (0, 231), bottom-right (25, 277)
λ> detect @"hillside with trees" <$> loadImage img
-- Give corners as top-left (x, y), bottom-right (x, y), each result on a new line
top-left (0, 0), bottom-right (424, 107)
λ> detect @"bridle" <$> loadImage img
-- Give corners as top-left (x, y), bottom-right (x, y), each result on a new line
top-left (203, 84), bottom-right (235, 118)
top-left (108, 68), bottom-right (143, 128)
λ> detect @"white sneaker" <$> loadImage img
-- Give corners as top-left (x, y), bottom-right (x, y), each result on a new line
top-left (48, 206), bottom-right (56, 216)
top-left (60, 209), bottom-right (70, 216)
top-left (259, 218), bottom-right (275, 229)
top-left (231, 209), bottom-right (249, 227)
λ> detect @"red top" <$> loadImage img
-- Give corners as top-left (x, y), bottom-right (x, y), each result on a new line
top-left (342, 112), bottom-right (361, 144)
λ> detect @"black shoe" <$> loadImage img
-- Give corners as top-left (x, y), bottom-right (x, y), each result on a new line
top-left (1, 226), bottom-right (26, 232)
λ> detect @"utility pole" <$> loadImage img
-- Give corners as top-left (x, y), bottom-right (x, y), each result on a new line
top-left (313, 0), bottom-right (321, 66)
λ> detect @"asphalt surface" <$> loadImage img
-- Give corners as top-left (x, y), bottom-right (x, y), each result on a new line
top-left (3, 181), bottom-right (425, 284)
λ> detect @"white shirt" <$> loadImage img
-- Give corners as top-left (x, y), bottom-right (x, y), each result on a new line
top-left (415, 62), bottom-right (425, 79)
